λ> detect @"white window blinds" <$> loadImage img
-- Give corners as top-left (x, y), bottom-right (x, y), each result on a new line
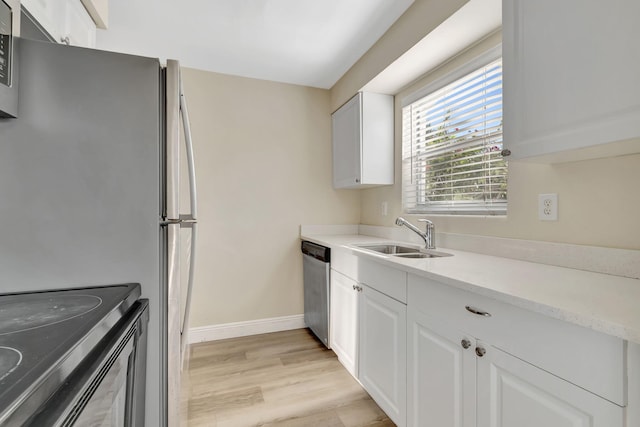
top-left (402, 58), bottom-right (507, 215)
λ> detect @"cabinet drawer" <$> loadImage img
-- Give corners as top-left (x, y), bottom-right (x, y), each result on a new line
top-left (408, 274), bottom-right (626, 406)
top-left (331, 247), bottom-right (358, 280)
top-left (359, 259), bottom-right (407, 303)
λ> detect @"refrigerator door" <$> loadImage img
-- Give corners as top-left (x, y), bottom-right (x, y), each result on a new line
top-left (0, 39), bottom-right (162, 426)
top-left (165, 222), bottom-right (182, 427)
top-left (166, 220), bottom-right (196, 426)
top-left (165, 59), bottom-right (198, 427)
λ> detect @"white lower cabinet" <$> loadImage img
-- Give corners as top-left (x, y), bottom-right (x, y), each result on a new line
top-left (329, 269), bottom-right (359, 377)
top-left (407, 308), bottom-right (475, 427)
top-left (407, 274), bottom-right (625, 427)
top-left (342, 259), bottom-right (631, 427)
top-left (477, 344), bottom-right (624, 427)
top-left (408, 307), bottom-right (624, 427)
top-left (359, 284), bottom-right (406, 427)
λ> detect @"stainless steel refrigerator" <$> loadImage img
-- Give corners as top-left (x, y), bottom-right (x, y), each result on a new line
top-left (0, 37), bottom-right (198, 426)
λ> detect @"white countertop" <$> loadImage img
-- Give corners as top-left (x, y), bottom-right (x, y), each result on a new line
top-left (301, 233), bottom-right (640, 344)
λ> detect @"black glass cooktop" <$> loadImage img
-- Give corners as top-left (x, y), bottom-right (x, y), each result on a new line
top-left (0, 294), bottom-right (102, 335)
top-left (0, 346), bottom-right (21, 381)
top-left (0, 283), bottom-right (141, 425)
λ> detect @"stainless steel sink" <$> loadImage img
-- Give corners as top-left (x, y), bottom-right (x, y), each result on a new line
top-left (356, 244), bottom-right (419, 254)
top-left (394, 251), bottom-right (453, 259)
top-left (356, 244), bottom-right (452, 258)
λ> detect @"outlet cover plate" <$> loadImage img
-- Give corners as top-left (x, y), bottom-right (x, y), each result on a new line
top-left (538, 193), bottom-right (558, 221)
top-left (381, 201), bottom-right (388, 217)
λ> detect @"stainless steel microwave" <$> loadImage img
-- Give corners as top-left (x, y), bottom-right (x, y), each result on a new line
top-left (0, 0), bottom-right (19, 117)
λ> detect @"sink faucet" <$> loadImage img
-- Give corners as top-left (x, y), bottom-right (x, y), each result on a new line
top-left (395, 217), bottom-right (435, 249)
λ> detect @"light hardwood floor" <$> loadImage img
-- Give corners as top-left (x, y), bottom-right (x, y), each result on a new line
top-left (184, 328), bottom-right (395, 427)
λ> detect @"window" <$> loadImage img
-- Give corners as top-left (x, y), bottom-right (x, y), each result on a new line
top-left (402, 57), bottom-right (507, 215)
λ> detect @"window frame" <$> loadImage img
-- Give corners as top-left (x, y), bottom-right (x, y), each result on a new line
top-left (401, 45), bottom-right (507, 216)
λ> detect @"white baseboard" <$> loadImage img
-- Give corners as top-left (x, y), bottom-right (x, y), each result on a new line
top-left (188, 314), bottom-right (306, 344)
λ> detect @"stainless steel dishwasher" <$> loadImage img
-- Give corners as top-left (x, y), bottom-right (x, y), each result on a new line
top-left (301, 241), bottom-right (331, 347)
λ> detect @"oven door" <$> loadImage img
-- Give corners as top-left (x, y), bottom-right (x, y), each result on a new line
top-left (26, 300), bottom-right (149, 427)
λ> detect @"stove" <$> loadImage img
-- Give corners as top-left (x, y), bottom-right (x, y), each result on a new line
top-left (0, 283), bottom-right (148, 426)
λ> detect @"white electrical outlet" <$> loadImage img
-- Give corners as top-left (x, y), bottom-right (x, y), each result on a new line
top-left (381, 201), bottom-right (388, 217)
top-left (538, 193), bottom-right (558, 221)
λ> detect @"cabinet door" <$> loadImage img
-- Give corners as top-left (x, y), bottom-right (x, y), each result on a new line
top-left (21, 0), bottom-right (64, 40)
top-left (329, 269), bottom-right (359, 377)
top-left (63, 0), bottom-right (96, 48)
top-left (476, 344), bottom-right (624, 427)
top-left (503, 0), bottom-right (640, 161)
top-left (332, 94), bottom-right (362, 188)
top-left (360, 92), bottom-right (394, 186)
top-left (21, 0), bottom-right (96, 47)
top-left (359, 285), bottom-right (406, 427)
top-left (407, 308), bottom-right (475, 427)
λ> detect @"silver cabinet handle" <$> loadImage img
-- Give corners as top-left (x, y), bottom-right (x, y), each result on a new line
top-left (60, 36), bottom-right (70, 45)
top-left (475, 347), bottom-right (486, 357)
top-left (465, 305), bottom-right (491, 317)
top-left (461, 339), bottom-right (471, 349)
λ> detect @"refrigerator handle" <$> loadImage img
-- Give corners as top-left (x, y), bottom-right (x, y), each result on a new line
top-left (179, 77), bottom-right (198, 220)
top-left (177, 72), bottom-right (198, 355)
top-left (180, 222), bottom-right (198, 359)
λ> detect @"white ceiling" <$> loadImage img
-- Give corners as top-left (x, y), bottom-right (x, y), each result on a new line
top-left (97, 0), bottom-right (415, 89)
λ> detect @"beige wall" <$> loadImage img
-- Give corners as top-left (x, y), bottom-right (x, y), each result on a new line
top-left (357, 32), bottom-right (640, 250)
top-left (184, 0), bottom-right (639, 329)
top-left (182, 68), bottom-right (360, 327)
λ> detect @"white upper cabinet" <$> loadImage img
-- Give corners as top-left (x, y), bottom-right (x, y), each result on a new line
top-left (332, 92), bottom-right (394, 189)
top-left (20, 0), bottom-right (61, 39)
top-left (63, 0), bottom-right (96, 47)
top-left (502, 0), bottom-right (640, 161)
top-left (22, 0), bottom-right (97, 48)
